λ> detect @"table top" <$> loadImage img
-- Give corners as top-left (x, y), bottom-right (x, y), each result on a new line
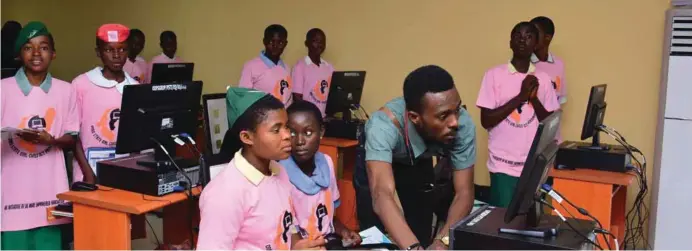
top-left (320, 137), bottom-right (359, 148)
top-left (57, 186), bottom-right (201, 215)
top-left (549, 167), bottom-right (637, 186)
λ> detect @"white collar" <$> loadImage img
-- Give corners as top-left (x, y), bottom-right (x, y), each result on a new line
top-left (531, 53), bottom-right (554, 63)
top-left (160, 52), bottom-right (177, 61)
top-left (86, 67), bottom-right (138, 94)
top-left (304, 56), bottom-right (328, 66)
top-left (135, 56), bottom-right (146, 62)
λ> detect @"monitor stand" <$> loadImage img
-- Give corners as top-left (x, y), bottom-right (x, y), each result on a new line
top-left (577, 129), bottom-right (610, 151)
top-left (498, 200), bottom-right (559, 238)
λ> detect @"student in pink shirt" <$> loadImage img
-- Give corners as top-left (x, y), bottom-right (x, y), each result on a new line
top-left (145, 30), bottom-right (183, 83)
top-left (197, 88), bottom-right (325, 250)
top-left (72, 24), bottom-right (138, 184)
top-left (292, 28), bottom-right (335, 117)
top-left (279, 101), bottom-right (362, 246)
top-left (123, 28), bottom-right (147, 83)
top-left (239, 24), bottom-right (293, 107)
top-left (476, 21), bottom-right (559, 207)
top-left (1, 21), bottom-right (79, 250)
top-left (531, 16), bottom-right (566, 142)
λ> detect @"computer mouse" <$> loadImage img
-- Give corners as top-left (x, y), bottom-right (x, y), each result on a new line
top-left (324, 233), bottom-right (344, 250)
top-left (71, 181), bottom-right (98, 191)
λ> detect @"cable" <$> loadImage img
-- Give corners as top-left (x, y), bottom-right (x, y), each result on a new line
top-left (540, 187), bottom-right (612, 250)
top-left (536, 199), bottom-right (603, 250)
top-left (595, 228), bottom-right (619, 251)
top-left (358, 105), bottom-right (370, 120)
top-left (597, 125), bottom-right (650, 249)
top-left (150, 137), bottom-right (196, 249)
top-left (145, 216), bottom-right (162, 247)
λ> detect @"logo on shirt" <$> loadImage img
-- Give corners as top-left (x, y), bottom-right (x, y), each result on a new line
top-left (269, 198), bottom-right (293, 250)
top-left (309, 79), bottom-right (330, 104)
top-left (305, 190), bottom-right (335, 239)
top-left (506, 103), bottom-right (536, 128)
top-left (272, 78), bottom-right (291, 103)
top-left (8, 108), bottom-right (56, 158)
top-left (553, 76), bottom-right (562, 91)
top-left (91, 108), bottom-right (120, 146)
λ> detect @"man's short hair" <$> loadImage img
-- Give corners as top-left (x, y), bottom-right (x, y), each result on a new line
top-left (403, 65), bottom-right (455, 113)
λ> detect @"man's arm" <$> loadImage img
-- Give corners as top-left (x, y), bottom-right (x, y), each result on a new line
top-left (367, 160), bottom-right (421, 249)
top-left (479, 97), bottom-right (523, 129)
top-left (433, 166), bottom-right (474, 244)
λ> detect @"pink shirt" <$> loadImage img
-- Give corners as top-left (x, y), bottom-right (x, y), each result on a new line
top-left (287, 154), bottom-right (341, 239)
top-left (123, 56), bottom-right (148, 83)
top-left (71, 67), bottom-right (138, 182)
top-left (292, 56), bottom-right (335, 117)
top-left (532, 53), bottom-right (566, 142)
top-left (145, 53), bottom-right (183, 84)
top-left (239, 52), bottom-right (293, 107)
top-left (476, 63), bottom-right (560, 177)
top-left (197, 150), bottom-right (295, 250)
top-left (1, 71), bottom-right (79, 231)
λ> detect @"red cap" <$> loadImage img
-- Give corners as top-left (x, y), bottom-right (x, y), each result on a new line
top-left (96, 24), bottom-right (130, 43)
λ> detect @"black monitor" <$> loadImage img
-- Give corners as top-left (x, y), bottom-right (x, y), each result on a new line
top-left (504, 111), bottom-right (561, 228)
top-left (325, 71), bottom-right (366, 120)
top-left (2, 67), bottom-right (18, 79)
top-left (579, 84), bottom-right (608, 150)
top-left (150, 63), bottom-right (194, 84)
top-left (115, 81), bottom-right (203, 167)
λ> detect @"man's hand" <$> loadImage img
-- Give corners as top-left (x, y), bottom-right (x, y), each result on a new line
top-left (427, 239), bottom-right (447, 250)
top-left (17, 129), bottom-right (54, 145)
top-left (83, 170), bottom-right (97, 184)
top-left (519, 75), bottom-right (538, 102)
top-left (340, 228), bottom-right (362, 247)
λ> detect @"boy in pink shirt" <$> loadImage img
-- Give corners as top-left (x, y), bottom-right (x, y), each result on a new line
top-left (72, 24), bottom-right (138, 184)
top-left (476, 22), bottom-right (559, 207)
top-left (292, 28), bottom-right (335, 117)
top-left (531, 16), bottom-right (566, 142)
top-left (239, 24), bottom-right (293, 107)
top-left (123, 29), bottom-right (147, 82)
top-left (145, 30), bottom-right (183, 84)
top-left (1, 21), bottom-right (79, 250)
top-left (197, 88), bottom-right (325, 250)
top-left (279, 101), bottom-right (361, 245)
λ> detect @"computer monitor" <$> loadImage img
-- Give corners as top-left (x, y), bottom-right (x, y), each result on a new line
top-left (115, 81), bottom-right (203, 167)
top-left (325, 71), bottom-right (366, 120)
top-left (150, 63), bottom-right (194, 84)
top-left (504, 111), bottom-right (561, 227)
top-left (580, 84), bottom-right (608, 149)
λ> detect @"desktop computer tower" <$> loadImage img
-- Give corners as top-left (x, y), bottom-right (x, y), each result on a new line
top-left (555, 141), bottom-right (630, 173)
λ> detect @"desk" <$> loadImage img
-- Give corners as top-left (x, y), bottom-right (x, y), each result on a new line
top-left (549, 168), bottom-right (636, 248)
top-left (56, 186), bottom-right (201, 250)
top-left (319, 137), bottom-right (360, 231)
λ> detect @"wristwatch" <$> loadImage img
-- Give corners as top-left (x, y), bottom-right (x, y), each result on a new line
top-left (435, 235), bottom-right (450, 246)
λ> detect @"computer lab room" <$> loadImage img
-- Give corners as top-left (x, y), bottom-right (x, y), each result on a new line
top-left (0, 0), bottom-right (689, 250)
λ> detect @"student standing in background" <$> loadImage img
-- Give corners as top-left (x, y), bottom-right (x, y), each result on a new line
top-left (291, 28), bottom-right (334, 117)
top-left (531, 16), bottom-right (566, 142)
top-left (123, 28), bottom-right (147, 83)
top-left (146, 30), bottom-right (183, 83)
top-left (1, 21), bottom-right (79, 250)
top-left (71, 24), bottom-right (138, 184)
top-left (196, 88), bottom-right (325, 250)
top-left (476, 22), bottom-right (559, 208)
top-left (239, 24), bottom-right (293, 107)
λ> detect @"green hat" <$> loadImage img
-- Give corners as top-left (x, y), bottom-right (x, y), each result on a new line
top-left (226, 87), bottom-right (269, 129)
top-left (15, 21), bottom-right (51, 54)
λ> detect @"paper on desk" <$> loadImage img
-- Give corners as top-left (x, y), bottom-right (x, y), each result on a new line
top-left (1, 127), bottom-right (20, 141)
top-left (359, 226), bottom-right (392, 245)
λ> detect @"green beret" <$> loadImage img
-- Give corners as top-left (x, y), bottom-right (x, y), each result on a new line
top-left (15, 21), bottom-right (51, 53)
top-left (226, 87), bottom-right (269, 129)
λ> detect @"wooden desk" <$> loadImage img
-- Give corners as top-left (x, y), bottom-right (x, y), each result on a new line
top-left (319, 137), bottom-right (360, 231)
top-left (57, 186), bottom-right (201, 250)
top-left (549, 168), bottom-right (636, 248)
